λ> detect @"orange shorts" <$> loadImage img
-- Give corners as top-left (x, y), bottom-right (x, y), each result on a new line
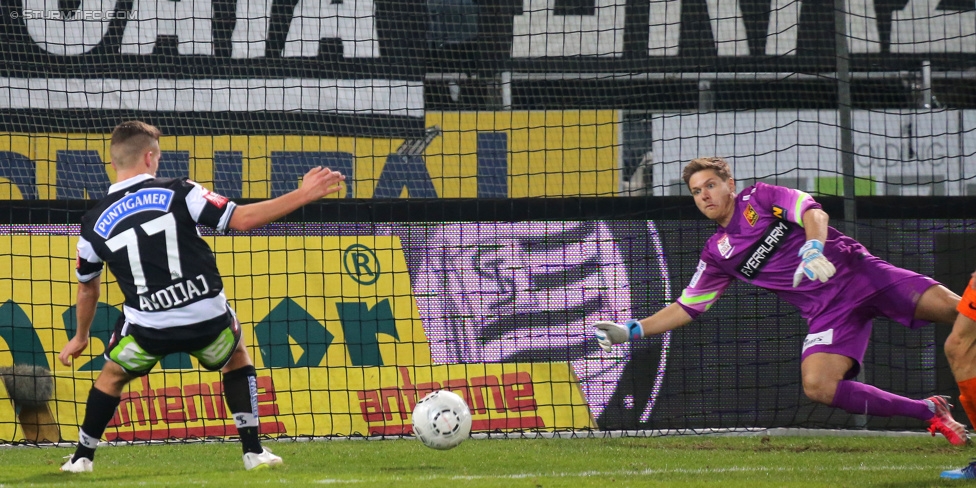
top-left (959, 278), bottom-right (976, 322)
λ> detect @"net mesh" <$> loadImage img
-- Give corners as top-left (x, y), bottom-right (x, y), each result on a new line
top-left (0, 0), bottom-right (975, 444)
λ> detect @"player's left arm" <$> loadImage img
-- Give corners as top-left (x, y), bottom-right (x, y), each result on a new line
top-left (793, 206), bottom-right (837, 287)
top-left (754, 183), bottom-right (836, 287)
top-left (801, 207), bottom-right (829, 243)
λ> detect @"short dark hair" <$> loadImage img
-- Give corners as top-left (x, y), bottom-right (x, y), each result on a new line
top-left (682, 157), bottom-right (733, 186)
top-left (111, 121), bottom-right (161, 147)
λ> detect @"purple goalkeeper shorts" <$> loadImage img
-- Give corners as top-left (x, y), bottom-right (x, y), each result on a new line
top-left (800, 254), bottom-right (939, 379)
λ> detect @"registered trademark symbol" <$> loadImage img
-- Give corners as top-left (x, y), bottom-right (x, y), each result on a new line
top-left (343, 243), bottom-right (380, 285)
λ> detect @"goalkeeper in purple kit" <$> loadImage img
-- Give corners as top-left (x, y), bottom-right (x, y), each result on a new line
top-left (595, 157), bottom-right (971, 445)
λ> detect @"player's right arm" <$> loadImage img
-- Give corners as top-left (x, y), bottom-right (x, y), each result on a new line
top-left (229, 166), bottom-right (345, 231)
top-left (594, 254), bottom-right (733, 352)
top-left (593, 303), bottom-right (694, 352)
top-left (60, 238), bottom-right (104, 365)
top-left (59, 277), bottom-right (101, 366)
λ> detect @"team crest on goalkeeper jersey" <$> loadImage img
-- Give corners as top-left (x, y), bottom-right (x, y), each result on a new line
top-left (743, 204), bottom-right (759, 226)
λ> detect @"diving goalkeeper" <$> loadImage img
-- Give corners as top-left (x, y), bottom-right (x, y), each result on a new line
top-left (595, 157), bottom-right (971, 445)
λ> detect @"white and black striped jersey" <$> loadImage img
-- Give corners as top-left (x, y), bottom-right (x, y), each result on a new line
top-left (76, 174), bottom-right (237, 329)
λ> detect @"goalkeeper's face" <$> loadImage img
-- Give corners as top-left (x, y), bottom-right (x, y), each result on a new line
top-left (688, 169), bottom-right (736, 226)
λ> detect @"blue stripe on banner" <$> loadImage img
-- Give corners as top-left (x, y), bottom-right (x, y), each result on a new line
top-left (374, 155), bottom-right (438, 198)
top-left (214, 152), bottom-right (243, 199)
top-left (157, 151), bottom-right (190, 181)
top-left (477, 132), bottom-right (507, 198)
top-left (55, 150), bottom-right (109, 200)
top-left (0, 151), bottom-right (39, 199)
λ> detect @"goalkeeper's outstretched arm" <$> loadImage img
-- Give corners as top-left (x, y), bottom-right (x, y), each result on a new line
top-left (593, 302), bottom-right (694, 352)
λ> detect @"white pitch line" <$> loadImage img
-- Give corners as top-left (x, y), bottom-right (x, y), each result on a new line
top-left (314, 464), bottom-right (937, 483)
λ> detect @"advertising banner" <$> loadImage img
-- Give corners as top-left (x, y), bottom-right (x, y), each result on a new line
top-left (0, 110), bottom-right (619, 199)
top-left (437, 0), bottom-right (975, 72)
top-left (0, 0), bottom-right (426, 136)
top-left (45, 363), bottom-right (590, 440)
top-left (649, 109), bottom-right (971, 196)
top-left (0, 229), bottom-right (617, 439)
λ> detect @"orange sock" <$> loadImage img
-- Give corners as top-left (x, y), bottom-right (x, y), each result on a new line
top-left (957, 377), bottom-right (976, 428)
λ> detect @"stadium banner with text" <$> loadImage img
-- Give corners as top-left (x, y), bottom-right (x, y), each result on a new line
top-left (0, 110), bottom-right (619, 200)
top-left (0, 231), bottom-right (613, 440)
top-left (639, 109), bottom-right (976, 196)
top-left (438, 0), bottom-right (974, 72)
top-left (0, 0), bottom-right (426, 136)
top-left (43, 363), bottom-right (590, 440)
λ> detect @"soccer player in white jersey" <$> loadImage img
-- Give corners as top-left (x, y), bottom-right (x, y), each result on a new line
top-left (59, 121), bottom-right (345, 472)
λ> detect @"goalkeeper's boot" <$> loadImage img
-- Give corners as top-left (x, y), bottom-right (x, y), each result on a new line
top-left (60, 455), bottom-right (93, 473)
top-left (942, 460), bottom-right (976, 480)
top-left (926, 395), bottom-right (972, 447)
top-left (243, 448), bottom-right (283, 470)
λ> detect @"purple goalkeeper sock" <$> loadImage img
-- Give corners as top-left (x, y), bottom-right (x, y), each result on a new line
top-left (830, 380), bottom-right (933, 420)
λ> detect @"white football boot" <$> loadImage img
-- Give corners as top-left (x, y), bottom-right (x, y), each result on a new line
top-left (60, 456), bottom-right (93, 473)
top-left (243, 448), bottom-right (283, 470)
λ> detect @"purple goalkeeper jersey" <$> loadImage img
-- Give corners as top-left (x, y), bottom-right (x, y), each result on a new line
top-left (677, 182), bottom-right (869, 321)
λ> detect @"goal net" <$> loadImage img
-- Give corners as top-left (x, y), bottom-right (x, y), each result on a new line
top-left (0, 0), bottom-right (974, 443)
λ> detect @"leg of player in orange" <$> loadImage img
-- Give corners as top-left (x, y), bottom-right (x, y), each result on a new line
top-left (942, 274), bottom-right (976, 479)
top-left (945, 272), bottom-right (976, 428)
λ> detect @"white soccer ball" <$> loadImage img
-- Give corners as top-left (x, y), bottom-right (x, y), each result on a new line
top-left (411, 390), bottom-right (472, 450)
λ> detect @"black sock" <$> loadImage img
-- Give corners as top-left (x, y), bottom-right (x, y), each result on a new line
top-left (223, 365), bottom-right (263, 454)
top-left (73, 387), bottom-right (121, 462)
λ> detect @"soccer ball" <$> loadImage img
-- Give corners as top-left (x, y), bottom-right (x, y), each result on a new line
top-left (411, 390), bottom-right (472, 450)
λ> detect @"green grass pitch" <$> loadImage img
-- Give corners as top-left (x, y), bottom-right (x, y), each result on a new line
top-left (0, 435), bottom-right (972, 487)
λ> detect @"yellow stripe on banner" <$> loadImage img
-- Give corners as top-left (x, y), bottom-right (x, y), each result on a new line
top-left (0, 111), bottom-right (620, 199)
top-left (0, 375), bottom-right (18, 441)
top-left (424, 111), bottom-right (618, 197)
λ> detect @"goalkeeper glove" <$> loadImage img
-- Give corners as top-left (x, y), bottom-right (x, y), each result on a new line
top-left (593, 319), bottom-right (643, 353)
top-left (792, 239), bottom-right (836, 287)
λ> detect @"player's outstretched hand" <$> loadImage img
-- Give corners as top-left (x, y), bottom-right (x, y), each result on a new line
top-left (300, 166), bottom-right (346, 200)
top-left (593, 320), bottom-right (643, 353)
top-left (59, 335), bottom-right (89, 366)
top-left (792, 239), bottom-right (836, 287)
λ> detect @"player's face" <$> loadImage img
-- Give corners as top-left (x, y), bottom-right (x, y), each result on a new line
top-left (688, 170), bottom-right (736, 226)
